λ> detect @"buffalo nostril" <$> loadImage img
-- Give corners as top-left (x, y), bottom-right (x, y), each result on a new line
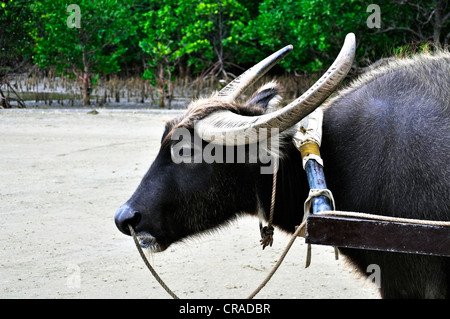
top-left (114, 204), bottom-right (142, 235)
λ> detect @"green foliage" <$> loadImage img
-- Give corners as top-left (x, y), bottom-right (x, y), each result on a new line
top-left (30, 0), bottom-right (136, 104)
top-left (4, 0), bottom-right (448, 97)
top-left (138, 0), bottom-right (184, 84)
top-left (0, 0), bottom-right (35, 76)
top-left (180, 0), bottom-right (250, 71)
top-left (33, 0), bottom-right (135, 74)
top-left (138, 0), bottom-right (250, 84)
top-left (242, 0), bottom-right (397, 72)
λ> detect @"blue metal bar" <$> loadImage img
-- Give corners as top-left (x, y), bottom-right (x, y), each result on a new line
top-left (304, 159), bottom-right (332, 214)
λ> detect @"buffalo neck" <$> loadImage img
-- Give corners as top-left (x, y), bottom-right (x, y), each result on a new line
top-left (255, 143), bottom-right (308, 234)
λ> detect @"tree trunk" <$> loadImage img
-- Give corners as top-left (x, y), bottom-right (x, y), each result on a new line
top-left (82, 49), bottom-right (91, 106)
top-left (0, 87), bottom-right (9, 108)
top-left (433, 0), bottom-right (442, 44)
top-left (432, 0), bottom-right (450, 46)
top-left (167, 68), bottom-right (173, 109)
top-left (82, 77), bottom-right (90, 106)
top-left (157, 65), bottom-right (165, 108)
top-left (0, 79), bottom-right (25, 108)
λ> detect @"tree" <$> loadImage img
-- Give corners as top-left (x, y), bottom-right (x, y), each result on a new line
top-left (0, 0), bottom-right (35, 77)
top-left (0, 0), bottom-right (34, 108)
top-left (181, 0), bottom-right (250, 79)
top-left (138, 0), bottom-right (250, 108)
top-left (33, 0), bottom-right (135, 105)
top-left (139, 0), bottom-right (186, 108)
top-left (376, 0), bottom-right (450, 46)
top-left (241, 0), bottom-right (448, 74)
top-left (242, 0), bottom-right (369, 72)
top-left (2, 0), bottom-right (442, 109)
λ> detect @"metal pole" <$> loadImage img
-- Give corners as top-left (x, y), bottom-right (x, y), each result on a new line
top-left (304, 159), bottom-right (332, 214)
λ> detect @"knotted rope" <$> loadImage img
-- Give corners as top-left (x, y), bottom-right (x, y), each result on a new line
top-left (260, 160), bottom-right (279, 249)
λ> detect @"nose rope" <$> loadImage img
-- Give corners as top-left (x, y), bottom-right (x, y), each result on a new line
top-left (128, 210), bottom-right (308, 299)
top-left (128, 225), bottom-right (179, 299)
top-left (126, 160), bottom-right (302, 300)
top-left (129, 222), bottom-right (306, 299)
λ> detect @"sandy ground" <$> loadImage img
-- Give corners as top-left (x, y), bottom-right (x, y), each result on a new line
top-left (0, 109), bottom-right (380, 299)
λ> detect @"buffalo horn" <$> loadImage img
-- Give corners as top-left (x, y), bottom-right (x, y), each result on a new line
top-left (218, 45), bottom-right (293, 102)
top-left (196, 33), bottom-right (356, 145)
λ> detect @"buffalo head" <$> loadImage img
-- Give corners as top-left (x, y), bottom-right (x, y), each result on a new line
top-left (114, 34), bottom-right (356, 252)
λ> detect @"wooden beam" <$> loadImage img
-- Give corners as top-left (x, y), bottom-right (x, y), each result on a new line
top-left (305, 215), bottom-right (450, 257)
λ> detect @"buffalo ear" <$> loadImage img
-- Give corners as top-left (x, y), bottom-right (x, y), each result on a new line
top-left (245, 81), bottom-right (282, 112)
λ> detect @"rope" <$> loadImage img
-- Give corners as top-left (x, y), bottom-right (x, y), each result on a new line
top-left (126, 158), bottom-right (302, 300)
top-left (260, 160), bottom-right (279, 249)
top-left (128, 225), bottom-right (179, 299)
top-left (305, 189), bottom-right (335, 215)
top-left (314, 210), bottom-right (450, 227)
top-left (247, 220), bottom-right (305, 299)
top-left (247, 206), bottom-right (450, 298)
top-left (301, 188), bottom-right (338, 267)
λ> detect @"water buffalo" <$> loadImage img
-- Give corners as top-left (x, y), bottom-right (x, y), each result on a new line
top-left (115, 33), bottom-right (450, 298)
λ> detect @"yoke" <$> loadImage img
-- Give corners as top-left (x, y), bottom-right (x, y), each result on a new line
top-left (295, 109), bottom-right (450, 258)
